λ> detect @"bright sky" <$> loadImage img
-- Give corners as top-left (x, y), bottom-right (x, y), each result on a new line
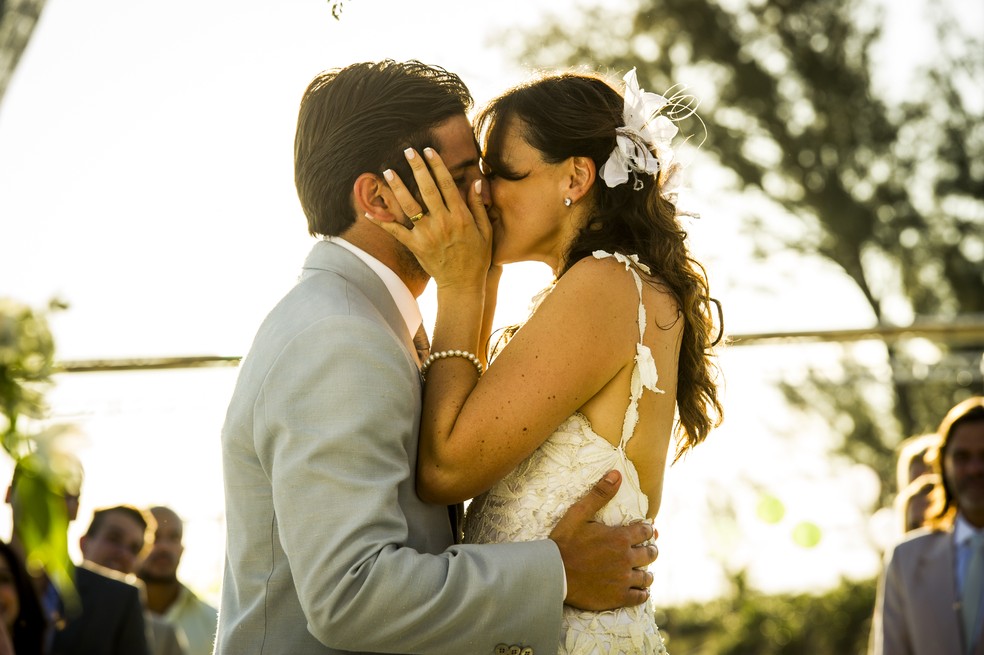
top-left (0, 0), bottom-right (896, 363)
top-left (1, 0), bottom-right (976, 607)
top-left (0, 0), bottom-right (563, 362)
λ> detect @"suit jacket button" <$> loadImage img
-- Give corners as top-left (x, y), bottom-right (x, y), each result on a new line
top-left (508, 647), bottom-right (521, 655)
top-left (494, 645), bottom-right (508, 655)
top-left (521, 649), bottom-right (534, 655)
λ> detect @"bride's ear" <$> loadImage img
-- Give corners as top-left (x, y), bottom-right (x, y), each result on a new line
top-left (565, 156), bottom-right (596, 204)
top-left (354, 173), bottom-right (401, 223)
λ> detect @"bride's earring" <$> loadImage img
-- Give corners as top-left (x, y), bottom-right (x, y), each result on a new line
top-left (564, 197), bottom-right (572, 207)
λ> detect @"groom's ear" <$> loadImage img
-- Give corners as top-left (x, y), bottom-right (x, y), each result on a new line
top-left (353, 173), bottom-right (401, 223)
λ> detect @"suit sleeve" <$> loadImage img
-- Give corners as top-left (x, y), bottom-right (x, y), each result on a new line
top-left (115, 584), bottom-right (151, 655)
top-left (256, 315), bottom-right (564, 653)
top-left (870, 545), bottom-right (912, 655)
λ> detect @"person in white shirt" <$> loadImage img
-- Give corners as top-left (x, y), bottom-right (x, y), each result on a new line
top-left (137, 507), bottom-right (217, 655)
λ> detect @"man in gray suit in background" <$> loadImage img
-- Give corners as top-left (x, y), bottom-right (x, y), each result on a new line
top-left (214, 60), bottom-right (658, 655)
top-left (871, 396), bottom-right (984, 655)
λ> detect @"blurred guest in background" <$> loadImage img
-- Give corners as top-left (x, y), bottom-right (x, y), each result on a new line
top-left (5, 457), bottom-right (83, 653)
top-left (894, 473), bottom-right (941, 534)
top-left (79, 506), bottom-right (152, 580)
top-left (0, 540), bottom-right (45, 655)
top-left (896, 432), bottom-right (940, 494)
top-left (137, 507), bottom-right (217, 655)
top-left (7, 462), bottom-right (150, 655)
top-left (79, 506), bottom-right (185, 655)
top-left (871, 396), bottom-right (984, 655)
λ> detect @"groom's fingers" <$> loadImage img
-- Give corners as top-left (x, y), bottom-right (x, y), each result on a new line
top-left (629, 521), bottom-right (659, 551)
top-left (548, 470), bottom-right (620, 548)
top-left (567, 469), bottom-right (622, 523)
top-left (634, 569), bottom-right (655, 590)
top-left (630, 540), bottom-right (659, 571)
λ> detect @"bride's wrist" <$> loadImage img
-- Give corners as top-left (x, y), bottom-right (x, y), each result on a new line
top-left (435, 281), bottom-right (486, 302)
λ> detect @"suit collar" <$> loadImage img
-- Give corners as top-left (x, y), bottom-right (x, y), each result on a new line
top-left (324, 236), bottom-right (422, 336)
top-left (301, 240), bottom-right (420, 365)
top-left (918, 527), bottom-right (956, 564)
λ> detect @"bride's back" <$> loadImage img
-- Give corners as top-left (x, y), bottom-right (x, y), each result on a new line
top-left (574, 262), bottom-right (683, 520)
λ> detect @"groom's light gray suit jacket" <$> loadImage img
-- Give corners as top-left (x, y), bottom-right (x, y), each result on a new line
top-left (215, 240), bottom-right (564, 655)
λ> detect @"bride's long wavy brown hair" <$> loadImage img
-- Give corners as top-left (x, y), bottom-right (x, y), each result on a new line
top-left (475, 71), bottom-right (724, 459)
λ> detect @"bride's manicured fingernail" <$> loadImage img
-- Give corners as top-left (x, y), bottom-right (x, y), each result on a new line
top-left (404, 148), bottom-right (416, 160)
top-left (474, 179), bottom-right (482, 195)
top-left (423, 147), bottom-right (435, 159)
top-left (383, 169), bottom-right (394, 181)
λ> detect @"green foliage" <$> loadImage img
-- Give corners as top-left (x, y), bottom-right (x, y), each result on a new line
top-left (0, 297), bottom-right (58, 445)
top-left (0, 297), bottom-right (77, 602)
top-left (659, 575), bottom-right (876, 654)
top-left (9, 453), bottom-right (77, 605)
top-left (512, 0), bottom-right (983, 506)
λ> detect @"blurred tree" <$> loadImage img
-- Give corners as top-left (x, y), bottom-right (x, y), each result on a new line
top-left (0, 0), bottom-right (48, 107)
top-left (512, 0), bottom-right (983, 505)
top-left (659, 573), bottom-right (876, 654)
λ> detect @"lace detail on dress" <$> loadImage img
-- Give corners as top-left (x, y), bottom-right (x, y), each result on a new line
top-left (464, 252), bottom-right (668, 655)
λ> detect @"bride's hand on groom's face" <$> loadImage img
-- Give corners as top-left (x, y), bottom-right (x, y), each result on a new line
top-left (373, 147), bottom-right (492, 293)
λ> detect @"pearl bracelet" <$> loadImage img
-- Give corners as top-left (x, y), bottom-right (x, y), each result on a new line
top-left (420, 349), bottom-right (484, 380)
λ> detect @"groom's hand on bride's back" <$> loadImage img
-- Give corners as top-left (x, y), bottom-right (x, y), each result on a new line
top-left (549, 469), bottom-right (658, 611)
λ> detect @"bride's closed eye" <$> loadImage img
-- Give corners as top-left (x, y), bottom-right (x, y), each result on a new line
top-left (481, 157), bottom-right (527, 182)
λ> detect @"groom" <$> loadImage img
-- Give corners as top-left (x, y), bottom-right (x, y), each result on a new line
top-left (215, 60), bottom-right (658, 655)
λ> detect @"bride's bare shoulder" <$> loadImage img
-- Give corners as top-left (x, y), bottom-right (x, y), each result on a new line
top-left (561, 255), bottom-right (681, 321)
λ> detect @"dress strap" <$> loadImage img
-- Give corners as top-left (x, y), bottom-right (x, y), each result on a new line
top-left (591, 250), bottom-right (665, 449)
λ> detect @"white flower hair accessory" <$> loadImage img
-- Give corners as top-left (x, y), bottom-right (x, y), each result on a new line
top-left (599, 68), bottom-right (701, 197)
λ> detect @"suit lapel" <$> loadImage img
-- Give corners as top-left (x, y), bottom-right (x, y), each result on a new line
top-left (918, 530), bottom-right (963, 654)
top-left (302, 242), bottom-right (463, 543)
top-left (927, 527), bottom-right (984, 655)
top-left (962, 527), bottom-right (984, 655)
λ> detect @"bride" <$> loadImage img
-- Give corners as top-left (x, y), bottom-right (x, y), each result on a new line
top-left (376, 68), bottom-right (723, 654)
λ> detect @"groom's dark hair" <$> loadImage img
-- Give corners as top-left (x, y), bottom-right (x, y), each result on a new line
top-left (294, 60), bottom-right (473, 237)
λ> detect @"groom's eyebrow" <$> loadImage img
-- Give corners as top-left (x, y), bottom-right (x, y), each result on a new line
top-left (449, 135), bottom-right (483, 174)
top-left (446, 157), bottom-right (479, 176)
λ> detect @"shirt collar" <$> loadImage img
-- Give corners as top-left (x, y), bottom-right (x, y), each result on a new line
top-left (955, 513), bottom-right (984, 546)
top-left (326, 236), bottom-right (422, 336)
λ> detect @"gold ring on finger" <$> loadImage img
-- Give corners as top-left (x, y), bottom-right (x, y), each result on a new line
top-left (409, 211), bottom-right (424, 223)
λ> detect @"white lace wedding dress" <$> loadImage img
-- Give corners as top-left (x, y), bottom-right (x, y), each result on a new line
top-left (463, 251), bottom-right (669, 655)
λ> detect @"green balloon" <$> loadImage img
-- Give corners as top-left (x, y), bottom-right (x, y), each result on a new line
top-left (756, 494), bottom-right (786, 524)
top-left (792, 521), bottom-right (823, 548)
